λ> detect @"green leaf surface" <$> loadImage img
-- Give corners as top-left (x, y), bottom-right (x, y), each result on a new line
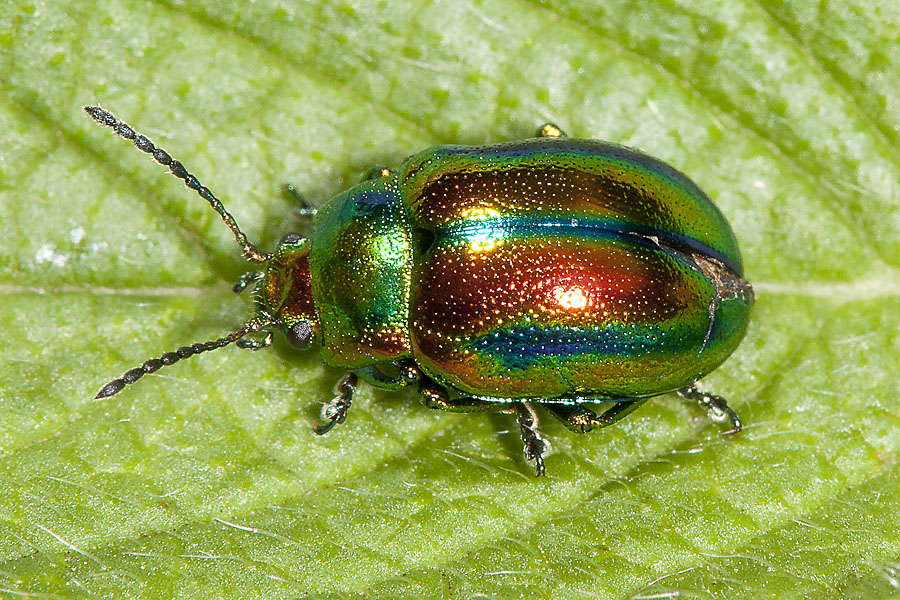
top-left (1, 0), bottom-right (899, 598)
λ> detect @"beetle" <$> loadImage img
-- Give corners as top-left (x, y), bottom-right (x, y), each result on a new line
top-left (86, 108), bottom-right (753, 476)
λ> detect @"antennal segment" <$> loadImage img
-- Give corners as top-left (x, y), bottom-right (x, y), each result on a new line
top-left (95, 317), bottom-right (271, 399)
top-left (84, 105), bottom-right (272, 263)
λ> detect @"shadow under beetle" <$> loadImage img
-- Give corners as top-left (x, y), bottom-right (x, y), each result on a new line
top-left (87, 109), bottom-right (753, 476)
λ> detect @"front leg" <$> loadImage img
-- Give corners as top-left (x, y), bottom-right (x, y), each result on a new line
top-left (355, 360), bottom-right (420, 391)
top-left (316, 363), bottom-right (420, 434)
top-left (233, 270), bottom-right (264, 293)
top-left (235, 331), bottom-right (273, 351)
top-left (315, 372), bottom-right (359, 435)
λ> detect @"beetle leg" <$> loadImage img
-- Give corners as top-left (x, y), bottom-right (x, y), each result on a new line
top-left (677, 383), bottom-right (743, 433)
top-left (593, 398), bottom-right (649, 428)
top-left (545, 403), bottom-right (602, 433)
top-left (418, 378), bottom-right (513, 413)
top-left (417, 380), bottom-right (549, 476)
top-left (536, 123), bottom-right (568, 138)
top-left (315, 372), bottom-right (359, 435)
top-left (513, 403), bottom-right (550, 476)
top-left (281, 183), bottom-right (318, 219)
top-left (363, 166), bottom-right (394, 181)
top-left (354, 360), bottom-right (420, 391)
top-left (236, 330), bottom-right (273, 351)
top-left (233, 270), bottom-right (264, 293)
top-left (547, 399), bottom-right (649, 432)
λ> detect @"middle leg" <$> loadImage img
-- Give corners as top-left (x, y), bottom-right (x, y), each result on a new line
top-left (546, 398), bottom-right (650, 433)
top-left (418, 377), bottom-right (550, 476)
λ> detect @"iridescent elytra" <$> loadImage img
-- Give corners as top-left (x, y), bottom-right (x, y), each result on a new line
top-left (87, 109), bottom-right (753, 475)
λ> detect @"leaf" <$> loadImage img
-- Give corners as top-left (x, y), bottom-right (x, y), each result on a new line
top-left (1, 0), bottom-right (899, 598)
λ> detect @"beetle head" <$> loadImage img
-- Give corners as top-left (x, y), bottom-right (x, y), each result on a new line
top-left (257, 233), bottom-right (320, 350)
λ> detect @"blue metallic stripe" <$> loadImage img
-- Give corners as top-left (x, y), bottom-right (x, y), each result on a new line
top-left (467, 324), bottom-right (700, 370)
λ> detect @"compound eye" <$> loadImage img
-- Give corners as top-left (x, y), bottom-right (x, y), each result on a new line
top-left (286, 321), bottom-right (313, 349)
top-left (280, 232), bottom-right (303, 245)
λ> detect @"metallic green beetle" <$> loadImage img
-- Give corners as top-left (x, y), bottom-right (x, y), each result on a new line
top-left (89, 110), bottom-right (753, 475)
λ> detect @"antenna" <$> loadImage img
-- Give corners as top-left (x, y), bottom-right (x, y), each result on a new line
top-left (95, 317), bottom-right (271, 399)
top-left (84, 105), bottom-right (272, 263)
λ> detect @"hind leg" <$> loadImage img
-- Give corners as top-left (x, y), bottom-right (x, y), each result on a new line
top-left (677, 382), bottom-right (742, 433)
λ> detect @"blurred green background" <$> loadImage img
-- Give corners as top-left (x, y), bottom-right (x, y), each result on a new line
top-left (1, 1), bottom-right (899, 598)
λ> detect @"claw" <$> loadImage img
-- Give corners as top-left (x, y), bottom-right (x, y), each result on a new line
top-left (314, 373), bottom-right (358, 435)
top-left (516, 402), bottom-right (551, 476)
top-left (678, 382), bottom-right (743, 434)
